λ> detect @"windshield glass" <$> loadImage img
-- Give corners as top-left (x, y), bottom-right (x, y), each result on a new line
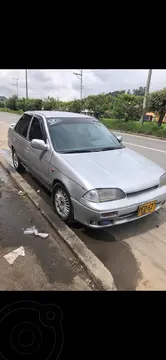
top-left (47, 117), bottom-right (124, 153)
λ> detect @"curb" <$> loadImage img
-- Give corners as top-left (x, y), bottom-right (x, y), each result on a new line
top-left (0, 154), bottom-right (116, 291)
top-left (109, 128), bottom-right (166, 141)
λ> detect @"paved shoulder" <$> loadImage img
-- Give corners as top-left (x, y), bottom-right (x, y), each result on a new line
top-left (0, 112), bottom-right (20, 126)
top-left (0, 165), bottom-right (93, 290)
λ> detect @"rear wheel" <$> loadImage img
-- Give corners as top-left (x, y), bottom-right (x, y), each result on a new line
top-left (12, 148), bottom-right (25, 173)
top-left (53, 183), bottom-right (74, 225)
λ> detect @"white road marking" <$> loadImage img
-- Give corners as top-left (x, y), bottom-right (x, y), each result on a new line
top-left (4, 246), bottom-right (25, 265)
top-left (113, 130), bottom-right (166, 143)
top-left (124, 142), bottom-right (166, 154)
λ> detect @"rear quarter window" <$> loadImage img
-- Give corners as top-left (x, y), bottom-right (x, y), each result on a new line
top-left (15, 114), bottom-right (32, 138)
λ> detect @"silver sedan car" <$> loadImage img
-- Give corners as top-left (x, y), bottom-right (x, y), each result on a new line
top-left (8, 111), bottom-right (166, 229)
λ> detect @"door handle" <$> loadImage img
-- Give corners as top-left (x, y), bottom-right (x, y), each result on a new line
top-left (25, 147), bottom-right (30, 152)
top-left (13, 137), bottom-right (16, 142)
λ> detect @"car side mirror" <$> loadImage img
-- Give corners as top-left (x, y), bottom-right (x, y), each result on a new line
top-left (10, 123), bottom-right (16, 129)
top-left (31, 139), bottom-right (48, 151)
top-left (117, 135), bottom-right (122, 143)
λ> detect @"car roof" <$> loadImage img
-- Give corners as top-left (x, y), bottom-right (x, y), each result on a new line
top-left (25, 110), bottom-right (93, 119)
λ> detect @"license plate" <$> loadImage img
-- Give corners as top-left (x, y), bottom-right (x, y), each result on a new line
top-left (137, 201), bottom-right (157, 217)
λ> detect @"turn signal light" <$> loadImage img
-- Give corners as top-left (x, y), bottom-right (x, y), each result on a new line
top-left (100, 212), bottom-right (117, 218)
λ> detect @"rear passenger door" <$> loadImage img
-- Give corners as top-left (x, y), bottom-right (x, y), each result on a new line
top-left (26, 115), bottom-right (52, 187)
top-left (13, 113), bottom-right (33, 165)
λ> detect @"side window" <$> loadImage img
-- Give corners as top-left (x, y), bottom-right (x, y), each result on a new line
top-left (29, 116), bottom-right (45, 142)
top-left (15, 114), bottom-right (32, 138)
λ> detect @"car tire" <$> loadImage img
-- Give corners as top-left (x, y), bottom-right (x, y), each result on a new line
top-left (52, 183), bottom-right (74, 225)
top-left (12, 148), bottom-right (25, 173)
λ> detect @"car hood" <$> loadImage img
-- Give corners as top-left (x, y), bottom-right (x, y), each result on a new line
top-left (61, 147), bottom-right (165, 193)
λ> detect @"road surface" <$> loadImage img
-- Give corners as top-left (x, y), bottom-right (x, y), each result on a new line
top-left (1, 112), bottom-right (166, 290)
top-left (0, 163), bottom-right (94, 290)
top-left (113, 130), bottom-right (166, 171)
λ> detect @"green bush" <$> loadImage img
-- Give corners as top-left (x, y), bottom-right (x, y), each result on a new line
top-left (16, 98), bottom-right (42, 111)
top-left (6, 95), bottom-right (17, 110)
top-left (0, 108), bottom-right (23, 115)
top-left (101, 118), bottom-right (166, 138)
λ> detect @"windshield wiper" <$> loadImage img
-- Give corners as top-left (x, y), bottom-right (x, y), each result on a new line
top-left (101, 146), bottom-right (124, 151)
top-left (62, 149), bottom-right (94, 154)
top-left (62, 146), bottom-right (124, 154)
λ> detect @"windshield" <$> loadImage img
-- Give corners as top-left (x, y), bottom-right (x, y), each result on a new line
top-left (47, 117), bottom-right (124, 153)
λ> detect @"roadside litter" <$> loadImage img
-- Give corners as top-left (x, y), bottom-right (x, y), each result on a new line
top-left (23, 226), bottom-right (49, 238)
top-left (18, 190), bottom-right (26, 196)
top-left (4, 246), bottom-right (25, 265)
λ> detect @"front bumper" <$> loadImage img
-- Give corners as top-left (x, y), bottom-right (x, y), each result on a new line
top-left (71, 185), bottom-right (166, 228)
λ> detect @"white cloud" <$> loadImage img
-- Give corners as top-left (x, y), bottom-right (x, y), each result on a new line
top-left (0, 69), bottom-right (166, 101)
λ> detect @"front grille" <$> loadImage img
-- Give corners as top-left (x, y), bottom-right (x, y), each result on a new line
top-left (127, 185), bottom-right (158, 198)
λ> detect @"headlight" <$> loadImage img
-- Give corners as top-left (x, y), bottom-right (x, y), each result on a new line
top-left (160, 173), bottom-right (166, 187)
top-left (83, 188), bottom-right (126, 203)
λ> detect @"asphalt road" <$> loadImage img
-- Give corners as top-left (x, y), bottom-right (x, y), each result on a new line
top-left (1, 112), bottom-right (166, 290)
top-left (113, 130), bottom-right (166, 171)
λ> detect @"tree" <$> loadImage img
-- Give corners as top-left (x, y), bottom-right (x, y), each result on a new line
top-left (16, 98), bottom-right (25, 111)
top-left (33, 99), bottom-right (42, 110)
top-left (112, 93), bottom-right (143, 121)
top-left (6, 95), bottom-right (18, 110)
top-left (43, 97), bottom-right (53, 110)
top-left (15, 98), bottom-right (43, 111)
top-left (148, 89), bottom-right (166, 126)
top-left (68, 99), bottom-right (82, 113)
top-left (108, 90), bottom-right (125, 97)
top-left (133, 86), bottom-right (145, 96)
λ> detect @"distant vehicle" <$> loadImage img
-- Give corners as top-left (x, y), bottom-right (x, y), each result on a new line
top-left (8, 111), bottom-right (166, 228)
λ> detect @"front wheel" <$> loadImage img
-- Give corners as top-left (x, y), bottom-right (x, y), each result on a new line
top-left (53, 183), bottom-right (74, 225)
top-left (12, 148), bottom-right (25, 173)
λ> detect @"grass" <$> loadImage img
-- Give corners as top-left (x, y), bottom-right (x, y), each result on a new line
top-left (101, 118), bottom-right (166, 139)
top-left (0, 108), bottom-right (23, 115)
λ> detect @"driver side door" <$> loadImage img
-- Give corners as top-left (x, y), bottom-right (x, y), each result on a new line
top-left (26, 115), bottom-right (52, 188)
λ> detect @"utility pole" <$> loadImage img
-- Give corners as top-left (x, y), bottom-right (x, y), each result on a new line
top-left (139, 69), bottom-right (152, 126)
top-left (25, 69), bottom-right (28, 99)
top-left (12, 77), bottom-right (19, 97)
top-left (73, 69), bottom-right (83, 102)
top-left (80, 69), bottom-right (83, 101)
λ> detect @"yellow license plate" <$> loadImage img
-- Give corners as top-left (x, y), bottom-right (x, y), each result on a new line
top-left (137, 201), bottom-right (157, 217)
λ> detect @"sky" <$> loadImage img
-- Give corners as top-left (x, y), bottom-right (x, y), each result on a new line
top-left (0, 69), bottom-right (166, 101)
